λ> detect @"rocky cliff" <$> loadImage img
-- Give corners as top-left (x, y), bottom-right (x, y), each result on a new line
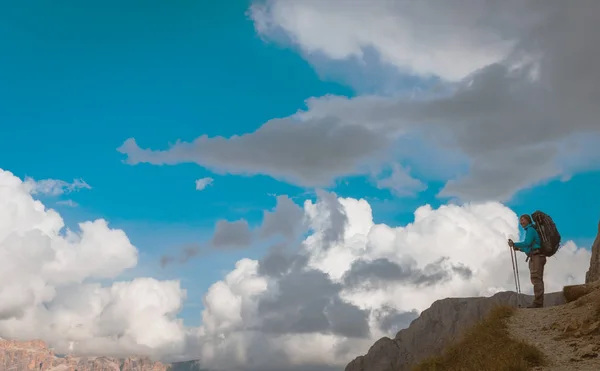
top-left (0, 338), bottom-right (169, 371)
top-left (344, 291), bottom-right (566, 371)
top-left (585, 221), bottom-right (600, 284)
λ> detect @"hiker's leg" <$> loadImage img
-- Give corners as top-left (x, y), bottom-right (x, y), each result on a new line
top-left (530, 255), bottom-right (545, 307)
top-left (528, 258), bottom-right (534, 286)
top-left (528, 258), bottom-right (535, 306)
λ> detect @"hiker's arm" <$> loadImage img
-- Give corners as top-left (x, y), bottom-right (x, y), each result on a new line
top-left (513, 229), bottom-right (534, 253)
top-left (513, 229), bottom-right (534, 248)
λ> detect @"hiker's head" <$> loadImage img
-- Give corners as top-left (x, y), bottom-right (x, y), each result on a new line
top-left (519, 214), bottom-right (532, 228)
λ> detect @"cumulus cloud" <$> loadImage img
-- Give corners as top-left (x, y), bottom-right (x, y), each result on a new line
top-left (249, 0), bottom-right (525, 81)
top-left (0, 169), bottom-right (188, 360)
top-left (259, 195), bottom-right (306, 240)
top-left (0, 165), bottom-right (592, 369)
top-left (212, 219), bottom-right (254, 248)
top-left (373, 163), bottom-right (427, 197)
top-left (118, 0), bottom-right (600, 202)
top-left (193, 195), bottom-right (591, 370)
top-left (342, 257), bottom-right (460, 290)
top-left (24, 177), bottom-right (91, 196)
top-left (195, 177), bottom-right (214, 191)
top-left (257, 245), bottom-right (308, 278)
top-left (256, 268), bottom-right (370, 339)
top-left (161, 193), bottom-right (307, 267)
top-left (312, 189), bottom-right (348, 249)
top-left (374, 306), bottom-right (419, 335)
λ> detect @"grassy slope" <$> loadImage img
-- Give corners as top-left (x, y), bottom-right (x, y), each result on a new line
top-left (412, 306), bottom-right (546, 371)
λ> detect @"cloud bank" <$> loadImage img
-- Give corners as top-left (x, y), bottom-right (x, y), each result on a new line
top-left (0, 167), bottom-right (591, 369)
top-left (193, 195), bottom-right (590, 370)
top-left (118, 0), bottom-right (600, 202)
top-left (0, 169), bottom-right (189, 360)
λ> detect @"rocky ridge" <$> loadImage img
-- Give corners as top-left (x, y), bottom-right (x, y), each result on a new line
top-left (344, 291), bottom-right (566, 371)
top-left (0, 339), bottom-right (169, 371)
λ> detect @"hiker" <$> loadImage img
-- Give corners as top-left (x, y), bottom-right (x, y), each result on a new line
top-left (508, 214), bottom-right (546, 308)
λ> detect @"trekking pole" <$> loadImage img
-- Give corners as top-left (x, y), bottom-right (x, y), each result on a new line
top-left (509, 244), bottom-right (520, 307)
top-left (513, 249), bottom-right (522, 306)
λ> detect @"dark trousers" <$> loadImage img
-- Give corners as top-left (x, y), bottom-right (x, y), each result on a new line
top-left (528, 254), bottom-right (546, 306)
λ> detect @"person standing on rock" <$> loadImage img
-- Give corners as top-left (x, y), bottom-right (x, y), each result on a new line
top-left (508, 214), bottom-right (546, 308)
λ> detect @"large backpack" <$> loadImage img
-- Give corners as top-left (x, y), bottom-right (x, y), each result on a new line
top-left (532, 210), bottom-right (562, 257)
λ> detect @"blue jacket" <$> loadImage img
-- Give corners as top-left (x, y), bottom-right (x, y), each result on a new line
top-left (514, 223), bottom-right (541, 255)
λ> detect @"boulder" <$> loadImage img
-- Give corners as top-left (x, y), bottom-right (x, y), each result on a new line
top-left (564, 284), bottom-right (595, 303)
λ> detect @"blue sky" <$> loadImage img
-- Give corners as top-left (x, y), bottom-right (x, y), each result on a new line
top-left (1, 1), bottom-right (599, 327)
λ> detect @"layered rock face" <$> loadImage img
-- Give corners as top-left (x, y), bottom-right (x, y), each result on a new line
top-left (344, 291), bottom-right (566, 371)
top-left (585, 221), bottom-right (600, 284)
top-left (0, 338), bottom-right (169, 371)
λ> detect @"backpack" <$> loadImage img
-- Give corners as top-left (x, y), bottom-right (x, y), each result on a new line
top-left (531, 210), bottom-right (562, 257)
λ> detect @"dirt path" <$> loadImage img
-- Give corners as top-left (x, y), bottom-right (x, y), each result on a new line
top-left (507, 291), bottom-right (600, 370)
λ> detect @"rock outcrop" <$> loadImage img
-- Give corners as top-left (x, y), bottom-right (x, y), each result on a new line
top-left (0, 338), bottom-right (169, 371)
top-left (563, 280), bottom-right (600, 303)
top-left (585, 221), bottom-right (600, 284)
top-left (344, 291), bottom-right (566, 371)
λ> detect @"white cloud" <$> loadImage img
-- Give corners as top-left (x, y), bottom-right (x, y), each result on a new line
top-left (56, 199), bottom-right (79, 207)
top-left (119, 0), bottom-right (600, 202)
top-left (195, 194), bottom-right (591, 370)
top-left (23, 177), bottom-right (91, 196)
top-left (0, 168), bottom-right (188, 360)
top-left (373, 163), bottom-right (426, 197)
top-left (195, 177), bottom-right (214, 191)
top-left (0, 165), bottom-right (591, 369)
top-left (249, 0), bottom-right (527, 81)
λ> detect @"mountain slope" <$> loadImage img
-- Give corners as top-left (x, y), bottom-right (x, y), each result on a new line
top-left (411, 282), bottom-right (600, 371)
top-left (413, 305), bottom-right (546, 371)
top-left (344, 291), bottom-right (566, 371)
